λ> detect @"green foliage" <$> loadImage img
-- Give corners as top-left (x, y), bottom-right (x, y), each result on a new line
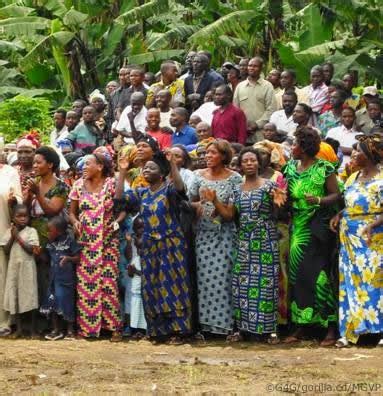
top-left (0, 96), bottom-right (52, 142)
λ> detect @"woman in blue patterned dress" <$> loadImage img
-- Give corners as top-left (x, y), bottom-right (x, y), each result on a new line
top-left (117, 150), bottom-right (192, 344)
top-left (202, 147), bottom-right (285, 343)
top-left (330, 134), bottom-right (383, 347)
top-left (189, 140), bottom-right (242, 336)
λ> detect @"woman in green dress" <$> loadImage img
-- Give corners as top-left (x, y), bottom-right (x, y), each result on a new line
top-left (283, 127), bottom-right (341, 346)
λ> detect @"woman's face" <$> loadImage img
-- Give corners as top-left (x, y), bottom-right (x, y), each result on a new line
top-left (17, 146), bottom-right (35, 168)
top-left (170, 147), bottom-right (185, 168)
top-left (241, 152), bottom-right (258, 176)
top-left (136, 142), bottom-right (154, 163)
top-left (82, 155), bottom-right (102, 180)
top-left (291, 139), bottom-right (303, 160)
top-left (354, 144), bottom-right (369, 167)
top-left (256, 149), bottom-right (271, 171)
top-left (196, 146), bottom-right (207, 169)
top-left (205, 145), bottom-right (224, 168)
top-left (229, 156), bottom-right (241, 173)
top-left (91, 98), bottom-right (105, 113)
top-left (33, 154), bottom-right (53, 176)
top-left (292, 105), bottom-right (308, 125)
top-left (142, 161), bottom-right (162, 184)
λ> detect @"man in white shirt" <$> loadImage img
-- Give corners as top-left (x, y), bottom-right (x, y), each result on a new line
top-left (270, 90), bottom-right (298, 136)
top-left (155, 89), bottom-right (174, 131)
top-left (326, 107), bottom-right (360, 169)
top-left (50, 109), bottom-right (68, 147)
top-left (116, 92), bottom-right (147, 144)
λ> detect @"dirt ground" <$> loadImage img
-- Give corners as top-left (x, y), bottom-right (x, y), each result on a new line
top-left (0, 338), bottom-right (382, 395)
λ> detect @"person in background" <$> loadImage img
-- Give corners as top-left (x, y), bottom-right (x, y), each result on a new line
top-left (145, 108), bottom-right (172, 150)
top-left (358, 86), bottom-right (379, 109)
top-left (72, 99), bottom-right (88, 118)
top-left (204, 90), bottom-right (214, 103)
top-left (116, 92), bottom-right (147, 145)
top-left (189, 140), bottom-right (242, 337)
top-left (90, 91), bottom-right (108, 138)
top-left (185, 54), bottom-right (219, 106)
top-left (197, 51), bottom-right (224, 85)
top-left (211, 84), bottom-right (247, 144)
top-left (322, 62), bottom-right (334, 86)
top-left (65, 110), bottom-right (80, 133)
top-left (50, 109), bottom-right (68, 147)
top-left (292, 103), bottom-right (314, 132)
top-left (330, 134), bottom-right (383, 348)
top-left (69, 150), bottom-right (122, 341)
top-left (106, 80), bottom-right (119, 97)
top-left (276, 70), bottom-right (308, 110)
top-left (146, 61), bottom-right (185, 107)
top-left (144, 72), bottom-right (155, 87)
top-left (326, 107), bottom-right (360, 170)
top-left (170, 144), bottom-right (195, 192)
top-left (357, 98), bottom-right (382, 134)
top-left (221, 61), bottom-right (234, 83)
top-left (180, 51), bottom-right (196, 80)
top-left (317, 89), bottom-right (347, 137)
top-left (270, 90), bottom-right (298, 137)
top-left (65, 106), bottom-right (104, 163)
top-left (227, 65), bottom-right (241, 93)
top-left (1, 204), bottom-right (40, 339)
top-left (119, 67), bottom-right (148, 111)
top-left (267, 69), bottom-right (282, 95)
top-left (233, 57), bottom-right (276, 143)
top-left (155, 89), bottom-right (174, 130)
top-left (342, 73), bottom-right (360, 110)
top-left (190, 88), bottom-right (219, 126)
top-left (302, 65), bottom-right (329, 122)
top-left (195, 122), bottom-right (215, 146)
top-left (283, 127), bottom-right (340, 346)
top-left (238, 58), bottom-right (249, 81)
top-left (170, 107), bottom-right (198, 148)
top-left (41, 216), bottom-right (80, 340)
top-left (189, 114), bottom-right (202, 129)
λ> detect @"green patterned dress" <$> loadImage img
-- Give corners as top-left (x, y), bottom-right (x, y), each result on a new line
top-left (283, 159), bottom-right (337, 327)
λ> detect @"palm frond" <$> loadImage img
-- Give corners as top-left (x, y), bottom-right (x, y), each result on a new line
top-left (0, 17), bottom-right (49, 36)
top-left (147, 24), bottom-right (199, 50)
top-left (116, 0), bottom-right (169, 26)
top-left (127, 49), bottom-right (184, 65)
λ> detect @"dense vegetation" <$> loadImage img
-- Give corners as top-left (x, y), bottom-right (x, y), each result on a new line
top-left (0, 0), bottom-right (381, 107)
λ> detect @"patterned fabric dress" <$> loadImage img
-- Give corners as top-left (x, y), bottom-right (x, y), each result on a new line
top-left (283, 159), bottom-right (337, 327)
top-left (189, 171), bottom-right (242, 334)
top-left (270, 171), bottom-right (289, 325)
top-left (124, 184), bottom-right (191, 338)
top-left (339, 170), bottom-right (383, 343)
top-left (232, 180), bottom-right (280, 334)
top-left (69, 177), bottom-right (121, 337)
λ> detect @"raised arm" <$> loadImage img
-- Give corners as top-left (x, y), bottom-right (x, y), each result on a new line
top-left (166, 150), bottom-right (185, 192)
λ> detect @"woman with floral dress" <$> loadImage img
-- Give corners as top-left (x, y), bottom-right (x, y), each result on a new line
top-left (69, 151), bottom-right (122, 341)
top-left (331, 134), bottom-right (383, 347)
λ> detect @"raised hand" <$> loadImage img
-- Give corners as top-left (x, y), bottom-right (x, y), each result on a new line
top-left (200, 188), bottom-right (216, 203)
top-left (26, 178), bottom-right (39, 195)
top-left (271, 187), bottom-right (287, 207)
top-left (118, 155), bottom-right (130, 171)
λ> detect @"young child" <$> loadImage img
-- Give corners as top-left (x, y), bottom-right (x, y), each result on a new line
top-left (41, 216), bottom-right (80, 340)
top-left (1, 204), bottom-right (40, 338)
top-left (125, 216), bottom-right (147, 338)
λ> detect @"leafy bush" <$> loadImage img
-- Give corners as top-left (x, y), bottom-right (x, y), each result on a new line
top-left (0, 96), bottom-right (52, 143)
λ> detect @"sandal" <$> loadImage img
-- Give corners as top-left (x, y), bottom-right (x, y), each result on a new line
top-left (110, 332), bottom-right (122, 342)
top-left (378, 339), bottom-right (383, 347)
top-left (0, 328), bottom-right (11, 337)
top-left (45, 331), bottom-right (64, 341)
top-left (226, 332), bottom-right (243, 343)
top-left (193, 332), bottom-right (205, 342)
top-left (267, 333), bottom-right (280, 345)
top-left (335, 337), bottom-right (349, 348)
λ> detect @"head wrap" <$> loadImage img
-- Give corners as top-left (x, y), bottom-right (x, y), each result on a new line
top-left (356, 134), bottom-right (383, 164)
top-left (316, 142), bottom-right (338, 163)
top-left (253, 140), bottom-right (286, 167)
top-left (93, 145), bottom-right (114, 163)
top-left (89, 89), bottom-right (107, 104)
top-left (151, 151), bottom-right (170, 177)
top-left (16, 131), bottom-right (40, 150)
top-left (75, 156), bottom-right (85, 173)
top-left (7, 151), bottom-right (17, 166)
top-left (118, 144), bottom-right (137, 168)
top-left (136, 134), bottom-right (159, 153)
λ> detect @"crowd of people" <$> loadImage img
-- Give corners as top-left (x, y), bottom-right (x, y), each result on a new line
top-left (0, 51), bottom-right (382, 348)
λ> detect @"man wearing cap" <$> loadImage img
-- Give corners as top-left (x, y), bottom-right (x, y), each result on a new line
top-left (356, 87), bottom-right (380, 133)
top-left (356, 96), bottom-right (382, 134)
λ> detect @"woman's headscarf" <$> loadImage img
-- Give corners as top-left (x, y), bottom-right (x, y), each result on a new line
top-left (89, 89), bottom-right (107, 104)
top-left (93, 145), bottom-right (114, 163)
top-left (151, 151), bottom-right (170, 177)
top-left (16, 131), bottom-right (40, 149)
top-left (316, 142), bottom-right (338, 163)
top-left (356, 134), bottom-right (383, 164)
top-left (118, 144), bottom-right (137, 169)
top-left (136, 134), bottom-right (159, 153)
top-left (253, 140), bottom-right (286, 167)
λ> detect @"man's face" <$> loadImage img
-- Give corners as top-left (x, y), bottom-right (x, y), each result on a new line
top-left (118, 68), bottom-right (130, 85)
top-left (213, 86), bottom-right (228, 106)
top-left (247, 59), bottom-right (262, 79)
top-left (282, 94), bottom-right (297, 114)
top-left (54, 113), bottom-right (66, 130)
top-left (185, 52), bottom-right (196, 69)
top-left (329, 91), bottom-right (343, 108)
top-left (368, 103), bottom-right (381, 120)
top-left (310, 69), bottom-right (323, 88)
top-left (192, 56), bottom-right (206, 74)
top-left (131, 99), bottom-right (144, 115)
top-left (129, 70), bottom-right (144, 87)
top-left (146, 110), bottom-right (160, 130)
top-left (342, 74), bottom-right (354, 91)
top-left (280, 71), bottom-right (294, 89)
top-left (239, 59), bottom-right (248, 77)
